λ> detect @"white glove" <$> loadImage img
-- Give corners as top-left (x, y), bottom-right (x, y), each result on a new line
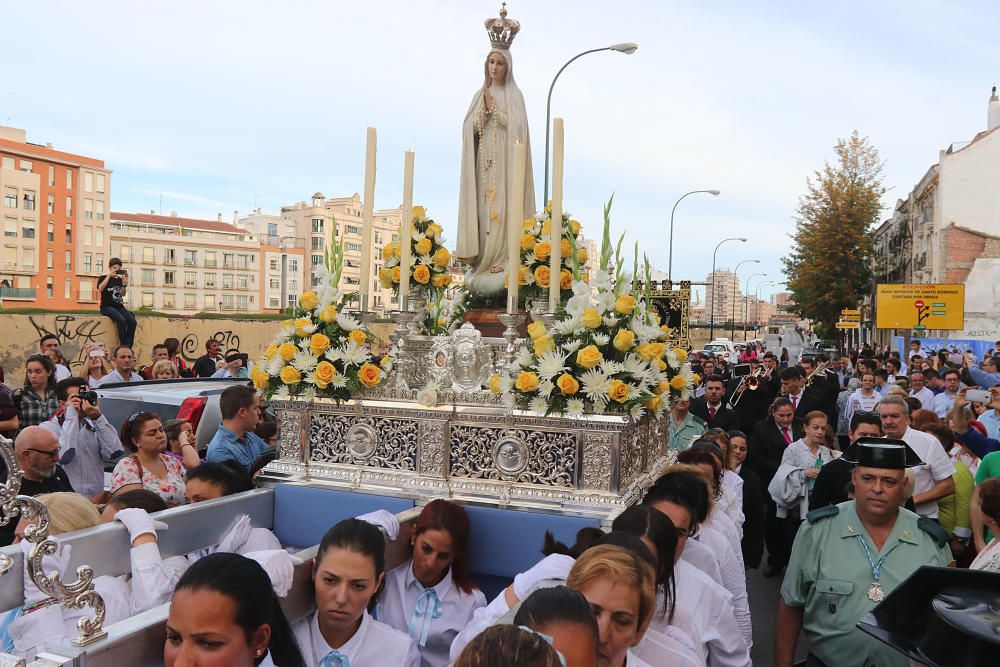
top-left (512, 553), bottom-right (575, 599)
top-left (114, 507), bottom-right (167, 543)
top-left (355, 509), bottom-right (400, 540)
top-left (245, 550), bottom-right (303, 598)
top-left (20, 539), bottom-right (72, 605)
top-left (216, 515), bottom-right (253, 554)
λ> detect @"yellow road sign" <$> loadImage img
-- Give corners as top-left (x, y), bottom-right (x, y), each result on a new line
top-left (875, 284), bottom-right (965, 330)
top-left (836, 321), bottom-right (860, 329)
top-left (841, 309), bottom-right (861, 317)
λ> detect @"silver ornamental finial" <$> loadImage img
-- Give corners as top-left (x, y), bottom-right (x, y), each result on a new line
top-left (484, 3), bottom-right (520, 50)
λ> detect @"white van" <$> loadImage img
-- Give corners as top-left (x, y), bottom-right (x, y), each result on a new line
top-left (704, 339), bottom-right (737, 362)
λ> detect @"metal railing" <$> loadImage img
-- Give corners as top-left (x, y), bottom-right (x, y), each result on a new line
top-left (0, 287), bottom-right (37, 299)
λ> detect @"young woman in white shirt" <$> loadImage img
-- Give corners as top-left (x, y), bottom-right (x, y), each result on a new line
top-left (376, 499), bottom-right (485, 667)
top-left (511, 585), bottom-right (599, 667)
top-left (453, 624), bottom-right (568, 667)
top-left (293, 518), bottom-right (420, 666)
top-left (165, 552), bottom-right (305, 667)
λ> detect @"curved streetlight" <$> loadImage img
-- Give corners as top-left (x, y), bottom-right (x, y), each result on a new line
top-left (754, 280), bottom-right (776, 334)
top-left (543, 43), bottom-right (639, 204)
top-left (743, 272), bottom-right (767, 341)
top-left (667, 189), bottom-right (721, 284)
top-left (709, 237), bottom-right (746, 340)
top-left (731, 259), bottom-right (760, 340)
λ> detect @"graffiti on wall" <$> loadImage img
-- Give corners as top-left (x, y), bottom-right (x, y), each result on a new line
top-left (28, 315), bottom-right (109, 372)
top-left (179, 331), bottom-right (242, 363)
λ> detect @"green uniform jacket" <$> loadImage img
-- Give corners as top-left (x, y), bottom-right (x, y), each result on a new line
top-left (780, 500), bottom-right (952, 667)
top-left (669, 411), bottom-right (706, 451)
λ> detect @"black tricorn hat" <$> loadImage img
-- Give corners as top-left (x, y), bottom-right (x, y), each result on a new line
top-left (840, 437), bottom-right (924, 469)
top-left (857, 566), bottom-right (1000, 666)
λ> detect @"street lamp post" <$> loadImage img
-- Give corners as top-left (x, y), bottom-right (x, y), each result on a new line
top-left (754, 281), bottom-right (775, 334)
top-left (731, 259), bottom-right (759, 340)
top-left (543, 43), bottom-right (638, 204)
top-left (743, 273), bottom-right (766, 341)
top-left (667, 189), bottom-right (721, 284)
top-left (709, 237), bottom-right (746, 341)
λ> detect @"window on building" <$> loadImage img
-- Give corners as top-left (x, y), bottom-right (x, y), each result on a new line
top-left (84, 172), bottom-right (93, 193)
top-left (96, 253), bottom-right (104, 273)
top-left (346, 225), bottom-right (359, 234)
top-left (23, 193), bottom-right (35, 211)
top-left (184, 250), bottom-right (197, 265)
top-left (269, 278), bottom-right (279, 289)
top-left (83, 199), bottom-right (92, 219)
top-left (19, 160), bottom-right (32, 173)
top-left (237, 254), bottom-right (248, 269)
top-left (65, 196), bottom-right (72, 216)
top-left (119, 244), bottom-right (131, 262)
top-left (164, 248), bottom-right (176, 264)
top-left (66, 170), bottom-right (72, 189)
top-left (46, 278), bottom-right (53, 298)
top-left (47, 165), bottom-right (55, 186)
top-left (3, 245), bottom-right (15, 267)
top-left (346, 242), bottom-right (361, 252)
top-left (22, 224), bottom-right (35, 239)
top-left (95, 226), bottom-right (103, 245)
top-left (64, 278), bottom-right (71, 299)
top-left (289, 259), bottom-right (298, 272)
top-left (84, 253), bottom-right (92, 272)
top-left (84, 225), bottom-right (93, 245)
top-left (269, 297), bottom-right (279, 308)
top-left (311, 255), bottom-right (322, 266)
top-left (3, 190), bottom-right (15, 208)
top-left (47, 222), bottom-right (54, 242)
top-left (345, 259), bottom-right (359, 268)
top-left (65, 251), bottom-right (72, 271)
top-left (185, 271), bottom-right (197, 287)
top-left (287, 294), bottom-right (298, 308)
top-left (344, 277), bottom-right (359, 285)
top-left (47, 194), bottom-right (54, 214)
top-left (204, 251), bottom-right (217, 267)
top-left (96, 174), bottom-right (105, 194)
top-left (289, 279), bottom-right (298, 291)
top-left (46, 249), bottom-right (53, 269)
top-left (142, 291), bottom-right (154, 307)
top-left (311, 218), bottom-right (324, 233)
top-left (269, 259), bottom-right (278, 271)
top-left (204, 273), bottom-right (216, 288)
top-left (96, 200), bottom-right (105, 221)
top-left (65, 225), bottom-right (71, 244)
top-left (184, 293), bottom-right (196, 309)
top-left (4, 219), bottom-right (16, 238)
top-left (142, 246), bottom-right (154, 263)
top-left (267, 222), bottom-right (277, 236)
top-left (163, 293), bottom-right (175, 308)
top-left (79, 278), bottom-right (94, 300)
top-left (237, 295), bottom-right (248, 310)
top-left (164, 270), bottom-right (175, 286)
top-left (142, 268), bottom-right (155, 284)
top-left (223, 253), bottom-right (234, 268)
top-left (222, 274), bottom-right (233, 289)
top-left (221, 294), bottom-right (234, 309)
top-left (22, 248), bottom-right (33, 268)
top-left (237, 275), bottom-right (248, 289)
top-left (204, 294), bottom-right (216, 310)
top-left (0, 157), bottom-right (12, 170)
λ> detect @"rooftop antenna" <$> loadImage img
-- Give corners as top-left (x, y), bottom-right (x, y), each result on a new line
top-left (159, 194), bottom-right (163, 215)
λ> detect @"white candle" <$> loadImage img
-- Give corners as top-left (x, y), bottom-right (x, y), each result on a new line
top-left (399, 149), bottom-right (415, 308)
top-left (549, 117), bottom-right (564, 313)
top-left (507, 141), bottom-right (526, 314)
top-left (359, 127), bottom-right (377, 307)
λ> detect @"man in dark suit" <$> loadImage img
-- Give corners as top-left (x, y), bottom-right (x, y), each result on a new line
top-left (778, 366), bottom-right (828, 420)
top-left (747, 396), bottom-right (804, 577)
top-left (690, 374), bottom-right (741, 431)
top-left (728, 358), bottom-right (776, 434)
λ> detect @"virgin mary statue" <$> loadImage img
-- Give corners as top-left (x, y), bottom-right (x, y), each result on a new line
top-left (457, 11), bottom-right (536, 296)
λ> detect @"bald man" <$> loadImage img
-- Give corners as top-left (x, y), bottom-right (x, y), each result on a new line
top-left (0, 426), bottom-right (74, 546)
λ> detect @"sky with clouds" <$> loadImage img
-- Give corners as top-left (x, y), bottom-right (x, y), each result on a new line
top-left (4, 1), bottom-right (999, 302)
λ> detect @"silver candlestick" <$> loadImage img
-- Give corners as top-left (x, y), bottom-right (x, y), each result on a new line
top-left (497, 311), bottom-right (526, 369)
top-left (390, 308), bottom-right (416, 390)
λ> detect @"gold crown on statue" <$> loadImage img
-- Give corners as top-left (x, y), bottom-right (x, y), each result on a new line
top-left (485, 2), bottom-right (520, 50)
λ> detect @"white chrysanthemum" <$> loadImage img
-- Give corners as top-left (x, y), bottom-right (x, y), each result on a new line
top-left (384, 256), bottom-right (400, 268)
top-left (517, 347), bottom-right (534, 368)
top-left (602, 315), bottom-right (619, 328)
top-left (622, 354), bottom-right (648, 378)
top-left (625, 383), bottom-right (642, 401)
top-left (295, 321), bottom-right (317, 336)
top-left (599, 359), bottom-right (624, 376)
top-left (592, 332), bottom-right (610, 346)
top-left (336, 312), bottom-right (360, 332)
top-left (317, 284), bottom-right (339, 309)
top-left (274, 385), bottom-right (290, 398)
top-left (535, 213), bottom-right (546, 222)
top-left (565, 398), bottom-right (585, 418)
top-left (529, 396), bottom-right (549, 415)
top-left (265, 356), bottom-right (285, 376)
top-left (291, 350), bottom-right (318, 374)
top-left (679, 365), bottom-right (696, 387)
top-left (501, 391), bottom-right (517, 408)
top-left (330, 374), bottom-right (348, 388)
top-left (324, 347), bottom-right (343, 364)
top-left (553, 316), bottom-right (581, 336)
top-left (562, 339), bottom-right (582, 354)
top-left (303, 387), bottom-right (317, 401)
top-left (339, 341), bottom-right (369, 367)
top-left (631, 318), bottom-right (662, 343)
top-left (630, 404), bottom-right (645, 419)
top-left (564, 281), bottom-right (593, 317)
top-left (275, 323), bottom-right (295, 341)
top-left (297, 338), bottom-right (311, 351)
top-left (581, 369), bottom-right (611, 401)
top-left (523, 252), bottom-right (539, 265)
top-left (499, 374), bottom-right (515, 393)
top-left (591, 396), bottom-right (608, 414)
top-left (665, 350), bottom-right (680, 370)
top-left (538, 379), bottom-right (555, 397)
top-left (417, 254), bottom-right (432, 265)
top-left (536, 352), bottom-right (568, 380)
top-left (679, 387), bottom-right (691, 402)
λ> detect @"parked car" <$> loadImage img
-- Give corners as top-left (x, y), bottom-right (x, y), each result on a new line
top-left (704, 339), bottom-right (737, 363)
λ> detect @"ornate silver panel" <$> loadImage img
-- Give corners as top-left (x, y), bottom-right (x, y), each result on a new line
top-left (418, 420), bottom-right (448, 478)
top-left (310, 413), bottom-right (417, 471)
top-left (450, 324), bottom-right (492, 392)
top-left (427, 336), bottom-right (454, 387)
top-left (582, 432), bottom-right (614, 492)
top-left (274, 403), bottom-right (305, 462)
top-left (449, 423), bottom-right (576, 487)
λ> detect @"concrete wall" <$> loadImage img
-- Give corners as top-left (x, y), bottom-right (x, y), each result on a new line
top-left (0, 312), bottom-right (394, 383)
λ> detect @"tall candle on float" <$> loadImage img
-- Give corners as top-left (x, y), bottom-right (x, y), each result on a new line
top-left (507, 141), bottom-right (526, 314)
top-left (359, 127), bottom-right (377, 310)
top-left (548, 117), bottom-right (564, 313)
top-left (399, 149), bottom-right (415, 308)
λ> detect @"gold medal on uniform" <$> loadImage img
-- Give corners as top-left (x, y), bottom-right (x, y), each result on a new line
top-left (867, 580), bottom-right (885, 602)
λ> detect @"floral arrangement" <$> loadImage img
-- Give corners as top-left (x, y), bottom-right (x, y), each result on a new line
top-left (493, 198), bottom-right (694, 419)
top-left (513, 205), bottom-right (588, 306)
top-left (252, 230), bottom-right (383, 401)
top-left (380, 205), bottom-right (453, 298)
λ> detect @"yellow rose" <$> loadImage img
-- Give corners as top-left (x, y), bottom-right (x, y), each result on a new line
top-left (533, 335), bottom-right (555, 356)
top-left (299, 291), bottom-right (318, 311)
top-left (278, 342), bottom-right (297, 361)
top-left (309, 333), bottom-right (331, 356)
top-left (656, 358), bottom-right (667, 371)
top-left (489, 373), bottom-right (503, 395)
top-left (576, 247), bottom-right (588, 263)
top-left (294, 317), bottom-right (313, 336)
top-left (576, 345), bottom-right (603, 369)
top-left (319, 304), bottom-right (338, 323)
top-left (391, 266), bottom-right (401, 283)
top-left (660, 325), bottom-right (672, 338)
top-left (412, 264), bottom-right (431, 284)
top-left (556, 373), bottom-right (580, 396)
top-left (432, 247), bottom-right (451, 268)
top-left (426, 222), bottom-right (443, 239)
top-left (358, 362), bottom-right (381, 388)
top-left (560, 238), bottom-right (573, 259)
top-left (264, 343), bottom-right (277, 361)
top-left (279, 365), bottom-right (302, 385)
top-left (522, 217), bottom-right (536, 230)
top-left (250, 367), bottom-right (270, 390)
top-left (527, 321), bottom-right (547, 340)
top-left (349, 329), bottom-right (367, 346)
top-left (671, 375), bottom-right (688, 391)
top-left (614, 294), bottom-right (637, 315)
top-left (380, 354), bottom-right (393, 368)
top-left (613, 329), bottom-right (636, 352)
top-left (559, 269), bottom-right (572, 290)
top-left (431, 273), bottom-right (452, 288)
top-left (541, 220), bottom-right (552, 235)
top-left (518, 265), bottom-right (531, 285)
top-left (607, 379), bottom-right (630, 403)
top-left (383, 242), bottom-right (395, 260)
top-left (520, 233), bottom-right (536, 251)
top-left (379, 267), bottom-right (393, 288)
top-left (657, 379), bottom-right (671, 395)
top-left (313, 361), bottom-right (336, 389)
top-left (533, 265), bottom-right (551, 288)
top-left (535, 241), bottom-right (551, 260)
top-left (644, 395), bottom-right (662, 412)
top-left (569, 219), bottom-right (581, 235)
top-left (582, 308), bottom-right (602, 329)
top-left (673, 347), bottom-right (688, 362)
top-left (692, 373), bottom-right (701, 386)
top-left (515, 371), bottom-right (540, 392)
top-left (415, 237), bottom-right (433, 256)
top-left (411, 205), bottom-right (427, 221)
top-left (636, 342), bottom-right (656, 361)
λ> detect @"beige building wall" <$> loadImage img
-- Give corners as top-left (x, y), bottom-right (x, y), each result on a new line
top-left (0, 166), bottom-right (41, 295)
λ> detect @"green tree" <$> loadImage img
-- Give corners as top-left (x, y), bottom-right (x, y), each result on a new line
top-left (782, 131), bottom-right (886, 338)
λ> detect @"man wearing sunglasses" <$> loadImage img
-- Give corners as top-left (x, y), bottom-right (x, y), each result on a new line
top-left (0, 426), bottom-right (74, 546)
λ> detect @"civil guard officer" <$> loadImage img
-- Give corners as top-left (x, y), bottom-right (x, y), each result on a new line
top-left (774, 437), bottom-right (954, 667)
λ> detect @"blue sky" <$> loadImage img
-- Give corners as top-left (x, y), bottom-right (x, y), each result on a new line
top-left (4, 1), bottom-right (999, 302)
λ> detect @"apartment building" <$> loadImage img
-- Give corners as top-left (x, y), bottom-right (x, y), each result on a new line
top-left (238, 210), bottom-right (307, 313)
top-left (0, 126), bottom-right (111, 308)
top-left (109, 211), bottom-right (262, 314)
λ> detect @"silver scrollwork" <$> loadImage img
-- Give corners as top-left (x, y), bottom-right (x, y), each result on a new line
top-left (310, 412), bottom-right (417, 470)
top-left (450, 324), bottom-right (492, 392)
top-left (450, 424), bottom-right (576, 487)
top-left (493, 432), bottom-right (530, 477)
top-left (345, 423), bottom-right (378, 459)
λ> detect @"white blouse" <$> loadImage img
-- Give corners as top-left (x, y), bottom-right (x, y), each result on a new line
top-left (293, 609), bottom-right (420, 667)
top-left (633, 626), bottom-right (701, 667)
top-left (376, 560), bottom-right (486, 667)
top-left (970, 538), bottom-right (1000, 573)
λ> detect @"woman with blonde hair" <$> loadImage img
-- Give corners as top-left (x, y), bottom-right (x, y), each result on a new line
top-left (150, 359), bottom-right (180, 380)
top-left (79, 345), bottom-right (112, 389)
top-left (13, 491), bottom-right (101, 540)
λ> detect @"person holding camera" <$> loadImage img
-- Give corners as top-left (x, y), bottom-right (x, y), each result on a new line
top-left (98, 257), bottom-right (137, 347)
top-left (79, 342), bottom-right (112, 388)
top-left (44, 377), bottom-right (123, 500)
top-left (211, 348), bottom-right (250, 379)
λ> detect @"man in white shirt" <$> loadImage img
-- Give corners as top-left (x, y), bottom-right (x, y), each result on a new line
top-left (931, 368), bottom-right (961, 417)
top-left (878, 396), bottom-right (955, 518)
top-left (40, 334), bottom-right (71, 382)
top-left (95, 345), bottom-right (145, 386)
top-left (908, 371), bottom-right (935, 410)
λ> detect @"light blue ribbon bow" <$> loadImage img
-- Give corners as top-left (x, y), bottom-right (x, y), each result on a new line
top-left (408, 586), bottom-right (443, 647)
top-left (320, 649), bottom-right (350, 667)
top-left (0, 607), bottom-right (22, 653)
